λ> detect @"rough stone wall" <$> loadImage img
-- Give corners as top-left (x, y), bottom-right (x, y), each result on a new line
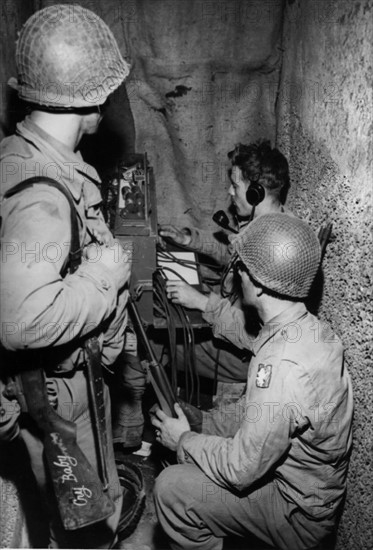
top-left (276, 1), bottom-right (373, 549)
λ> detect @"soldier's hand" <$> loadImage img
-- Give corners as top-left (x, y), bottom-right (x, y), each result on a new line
top-left (84, 241), bottom-right (131, 290)
top-left (150, 403), bottom-right (190, 451)
top-left (165, 280), bottom-right (208, 312)
top-left (158, 224), bottom-right (192, 247)
top-left (90, 226), bottom-right (114, 247)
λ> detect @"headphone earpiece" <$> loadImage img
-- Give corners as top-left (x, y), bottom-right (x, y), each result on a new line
top-left (246, 182), bottom-right (265, 206)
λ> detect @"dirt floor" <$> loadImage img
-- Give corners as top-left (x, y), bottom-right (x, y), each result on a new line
top-left (114, 444), bottom-right (170, 550)
top-left (114, 444), bottom-right (272, 550)
top-left (0, 441), bottom-right (266, 550)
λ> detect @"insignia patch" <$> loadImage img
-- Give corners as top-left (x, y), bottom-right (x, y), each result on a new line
top-left (256, 363), bottom-right (272, 388)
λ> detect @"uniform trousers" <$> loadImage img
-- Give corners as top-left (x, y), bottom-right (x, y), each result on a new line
top-left (154, 464), bottom-right (336, 550)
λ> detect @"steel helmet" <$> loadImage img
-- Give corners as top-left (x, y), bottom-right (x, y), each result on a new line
top-left (234, 213), bottom-right (321, 299)
top-left (8, 4), bottom-right (130, 109)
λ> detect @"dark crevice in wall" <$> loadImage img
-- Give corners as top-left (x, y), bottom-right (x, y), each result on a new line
top-left (80, 84), bottom-right (136, 180)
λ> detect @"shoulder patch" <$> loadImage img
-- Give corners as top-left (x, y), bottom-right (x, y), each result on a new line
top-left (256, 363), bottom-right (272, 388)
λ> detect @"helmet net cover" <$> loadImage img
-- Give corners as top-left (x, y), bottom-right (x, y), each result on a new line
top-left (10, 4), bottom-right (130, 108)
top-left (234, 213), bottom-right (321, 299)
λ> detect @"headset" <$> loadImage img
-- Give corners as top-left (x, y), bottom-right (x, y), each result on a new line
top-left (213, 167), bottom-right (266, 231)
top-left (246, 180), bottom-right (265, 206)
top-left (213, 181), bottom-right (266, 231)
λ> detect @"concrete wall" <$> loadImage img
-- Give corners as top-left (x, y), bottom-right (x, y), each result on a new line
top-left (276, 1), bottom-right (373, 548)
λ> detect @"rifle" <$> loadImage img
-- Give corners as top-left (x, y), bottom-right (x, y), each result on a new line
top-left (128, 296), bottom-right (178, 418)
top-left (5, 361), bottom-right (115, 530)
top-left (85, 336), bottom-right (110, 490)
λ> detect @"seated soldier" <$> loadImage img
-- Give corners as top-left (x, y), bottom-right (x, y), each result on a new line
top-left (159, 141), bottom-right (291, 404)
top-left (151, 213), bottom-right (353, 550)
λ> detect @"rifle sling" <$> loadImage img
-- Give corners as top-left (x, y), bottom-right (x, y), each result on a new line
top-left (3, 177), bottom-right (112, 520)
top-left (4, 176), bottom-right (82, 276)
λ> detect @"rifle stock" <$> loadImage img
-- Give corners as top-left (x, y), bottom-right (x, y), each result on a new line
top-left (85, 337), bottom-right (110, 490)
top-left (128, 297), bottom-right (178, 418)
top-left (10, 367), bottom-right (115, 530)
top-left (147, 361), bottom-right (178, 418)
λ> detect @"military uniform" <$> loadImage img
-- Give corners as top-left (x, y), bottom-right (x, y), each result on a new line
top-left (154, 300), bottom-right (353, 550)
top-left (0, 118), bottom-right (126, 547)
top-left (0, 4), bottom-right (143, 546)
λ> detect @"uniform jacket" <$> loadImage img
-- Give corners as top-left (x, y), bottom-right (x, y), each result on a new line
top-left (0, 117), bottom-right (124, 369)
top-left (177, 300), bottom-right (353, 520)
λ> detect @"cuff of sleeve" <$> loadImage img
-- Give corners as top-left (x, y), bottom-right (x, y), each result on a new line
top-left (202, 292), bottom-right (222, 322)
top-left (176, 431), bottom-right (198, 464)
top-left (187, 227), bottom-right (203, 250)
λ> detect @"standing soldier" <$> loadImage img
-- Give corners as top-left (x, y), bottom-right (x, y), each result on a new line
top-left (1, 5), bottom-right (144, 548)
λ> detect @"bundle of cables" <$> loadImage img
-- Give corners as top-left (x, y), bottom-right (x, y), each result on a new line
top-left (154, 243), bottom-right (243, 405)
top-left (219, 253), bottom-right (241, 303)
top-left (153, 265), bottom-right (200, 407)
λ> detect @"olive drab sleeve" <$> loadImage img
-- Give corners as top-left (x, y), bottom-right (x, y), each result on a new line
top-left (203, 292), bottom-right (257, 350)
top-left (201, 394), bottom-right (247, 437)
top-left (0, 186), bottom-right (120, 351)
top-left (176, 351), bottom-right (295, 491)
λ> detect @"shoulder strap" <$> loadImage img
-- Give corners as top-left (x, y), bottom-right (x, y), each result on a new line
top-left (4, 176), bottom-right (82, 274)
